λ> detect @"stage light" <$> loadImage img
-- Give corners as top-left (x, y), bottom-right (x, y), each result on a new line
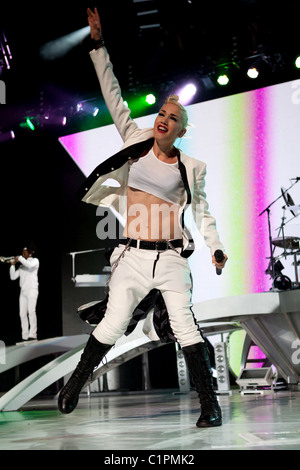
top-left (93, 107), bottom-right (99, 117)
top-left (247, 67), bottom-right (259, 79)
top-left (236, 367), bottom-right (275, 393)
top-left (19, 117), bottom-right (39, 131)
top-left (0, 130), bottom-right (15, 143)
top-left (178, 83), bottom-right (197, 105)
top-left (145, 93), bottom-right (156, 105)
top-left (217, 74), bottom-right (229, 86)
top-left (26, 118), bottom-right (35, 131)
top-left (295, 56), bottom-right (300, 69)
top-left (214, 342), bottom-right (231, 393)
top-left (176, 344), bottom-right (190, 392)
top-left (0, 30), bottom-right (12, 71)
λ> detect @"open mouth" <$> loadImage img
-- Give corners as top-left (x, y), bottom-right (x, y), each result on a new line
top-left (157, 125), bottom-right (168, 133)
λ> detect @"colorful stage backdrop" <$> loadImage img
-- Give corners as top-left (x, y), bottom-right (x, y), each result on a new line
top-left (60, 79), bottom-right (300, 305)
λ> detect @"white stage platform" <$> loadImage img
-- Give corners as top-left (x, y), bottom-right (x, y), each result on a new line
top-left (1, 289), bottom-right (300, 411)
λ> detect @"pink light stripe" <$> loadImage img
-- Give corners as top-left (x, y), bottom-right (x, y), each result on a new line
top-left (247, 87), bottom-right (272, 292)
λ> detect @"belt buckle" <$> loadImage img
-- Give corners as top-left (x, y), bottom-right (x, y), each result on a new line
top-left (156, 241), bottom-right (169, 252)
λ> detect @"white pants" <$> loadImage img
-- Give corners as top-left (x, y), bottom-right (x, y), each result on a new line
top-left (93, 245), bottom-right (204, 348)
top-left (19, 288), bottom-right (38, 340)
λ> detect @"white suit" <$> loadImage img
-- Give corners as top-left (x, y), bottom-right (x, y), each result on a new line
top-left (10, 256), bottom-right (39, 340)
top-left (78, 47), bottom-right (225, 347)
top-left (80, 47), bottom-right (224, 257)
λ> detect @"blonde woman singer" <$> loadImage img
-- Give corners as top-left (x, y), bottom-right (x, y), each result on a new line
top-left (58, 8), bottom-right (228, 428)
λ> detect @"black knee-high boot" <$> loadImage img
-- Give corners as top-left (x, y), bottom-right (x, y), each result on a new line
top-left (182, 342), bottom-right (222, 427)
top-left (58, 335), bottom-right (112, 414)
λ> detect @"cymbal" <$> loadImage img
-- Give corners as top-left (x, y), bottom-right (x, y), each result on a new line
top-left (272, 236), bottom-right (300, 250)
top-left (281, 187), bottom-right (296, 216)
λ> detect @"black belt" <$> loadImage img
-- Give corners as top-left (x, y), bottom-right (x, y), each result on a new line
top-left (119, 238), bottom-right (183, 251)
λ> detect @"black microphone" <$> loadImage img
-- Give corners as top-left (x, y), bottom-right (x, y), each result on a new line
top-left (214, 250), bottom-right (224, 275)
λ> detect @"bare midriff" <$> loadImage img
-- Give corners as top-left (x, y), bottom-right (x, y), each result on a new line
top-left (125, 186), bottom-right (182, 241)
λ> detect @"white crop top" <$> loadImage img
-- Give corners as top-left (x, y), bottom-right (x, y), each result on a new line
top-left (128, 148), bottom-right (184, 205)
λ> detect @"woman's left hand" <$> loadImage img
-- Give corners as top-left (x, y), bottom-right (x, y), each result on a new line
top-left (212, 253), bottom-right (228, 271)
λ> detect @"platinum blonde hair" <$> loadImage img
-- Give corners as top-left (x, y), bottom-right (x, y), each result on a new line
top-left (164, 94), bottom-right (188, 129)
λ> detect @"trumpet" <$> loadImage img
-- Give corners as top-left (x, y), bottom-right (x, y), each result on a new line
top-left (0, 256), bottom-right (19, 263)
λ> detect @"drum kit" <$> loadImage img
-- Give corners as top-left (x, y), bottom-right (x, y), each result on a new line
top-left (259, 178), bottom-right (300, 289)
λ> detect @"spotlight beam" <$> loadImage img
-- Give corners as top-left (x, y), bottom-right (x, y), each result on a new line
top-left (40, 26), bottom-right (90, 61)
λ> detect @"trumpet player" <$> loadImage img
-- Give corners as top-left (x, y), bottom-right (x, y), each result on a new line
top-left (9, 245), bottom-right (39, 342)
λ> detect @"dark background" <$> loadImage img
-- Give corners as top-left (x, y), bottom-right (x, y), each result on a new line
top-left (1, 1), bottom-right (300, 131)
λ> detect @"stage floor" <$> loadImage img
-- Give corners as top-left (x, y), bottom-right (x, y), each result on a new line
top-left (0, 389), bottom-right (300, 451)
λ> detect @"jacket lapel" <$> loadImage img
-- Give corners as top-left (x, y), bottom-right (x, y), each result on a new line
top-left (175, 148), bottom-right (191, 205)
top-left (78, 137), bottom-right (154, 200)
top-left (77, 138), bottom-right (194, 256)
top-left (78, 138), bottom-right (192, 206)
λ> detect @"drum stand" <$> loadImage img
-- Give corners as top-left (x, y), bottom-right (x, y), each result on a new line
top-left (259, 179), bottom-right (299, 286)
top-left (259, 194), bottom-right (285, 280)
top-left (273, 208), bottom-right (300, 288)
top-left (292, 253), bottom-right (299, 287)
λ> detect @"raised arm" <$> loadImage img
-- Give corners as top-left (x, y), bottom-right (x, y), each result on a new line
top-left (87, 8), bottom-right (139, 142)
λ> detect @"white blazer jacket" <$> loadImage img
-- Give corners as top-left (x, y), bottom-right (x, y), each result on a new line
top-left (79, 47), bottom-right (224, 258)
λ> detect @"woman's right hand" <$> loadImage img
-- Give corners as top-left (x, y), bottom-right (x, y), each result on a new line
top-left (87, 7), bottom-right (102, 42)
